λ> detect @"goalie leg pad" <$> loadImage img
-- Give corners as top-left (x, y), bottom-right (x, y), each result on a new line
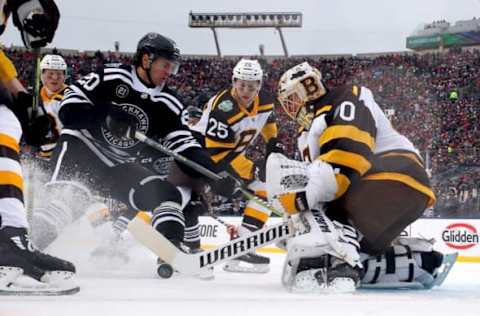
top-left (282, 209), bottom-right (362, 292)
top-left (360, 237), bottom-right (453, 289)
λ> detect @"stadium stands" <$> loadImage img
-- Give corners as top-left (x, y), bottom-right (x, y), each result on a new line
top-left (7, 47), bottom-right (479, 218)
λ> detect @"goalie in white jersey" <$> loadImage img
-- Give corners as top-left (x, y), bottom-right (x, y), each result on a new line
top-left (267, 62), bottom-right (451, 292)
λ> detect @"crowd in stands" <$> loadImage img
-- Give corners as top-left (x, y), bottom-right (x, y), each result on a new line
top-left (6, 47), bottom-right (479, 218)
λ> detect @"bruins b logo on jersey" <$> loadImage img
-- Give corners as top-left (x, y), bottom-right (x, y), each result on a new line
top-left (102, 103), bottom-right (149, 148)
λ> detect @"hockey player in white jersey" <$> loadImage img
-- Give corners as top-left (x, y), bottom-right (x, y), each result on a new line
top-left (35, 54), bottom-right (67, 158)
top-left (267, 62), bottom-right (452, 292)
top-left (0, 0), bottom-right (78, 295)
top-left (191, 59), bottom-right (284, 273)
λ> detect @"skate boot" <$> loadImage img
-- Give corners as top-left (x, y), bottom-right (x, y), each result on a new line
top-left (223, 225), bottom-right (270, 273)
top-left (90, 216), bottom-right (131, 265)
top-left (0, 226), bottom-right (79, 295)
top-left (223, 252), bottom-right (270, 273)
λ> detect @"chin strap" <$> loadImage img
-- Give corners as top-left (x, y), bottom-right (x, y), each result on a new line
top-left (140, 64), bottom-right (165, 90)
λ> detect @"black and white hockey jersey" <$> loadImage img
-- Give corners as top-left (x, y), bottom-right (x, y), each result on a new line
top-left (58, 64), bottom-right (201, 168)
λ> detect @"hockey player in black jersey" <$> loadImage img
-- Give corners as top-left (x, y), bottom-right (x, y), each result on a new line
top-left (29, 33), bottom-right (234, 270)
top-left (266, 62), bottom-right (453, 292)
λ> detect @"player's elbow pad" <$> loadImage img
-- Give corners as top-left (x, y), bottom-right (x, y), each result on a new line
top-left (305, 160), bottom-right (337, 207)
top-left (59, 103), bottom-right (97, 129)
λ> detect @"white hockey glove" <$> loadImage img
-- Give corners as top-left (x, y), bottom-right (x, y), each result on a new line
top-left (266, 153), bottom-right (337, 215)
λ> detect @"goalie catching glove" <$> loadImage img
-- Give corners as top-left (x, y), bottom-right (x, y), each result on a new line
top-left (266, 153), bottom-right (337, 215)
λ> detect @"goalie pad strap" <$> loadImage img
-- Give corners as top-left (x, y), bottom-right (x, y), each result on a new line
top-left (371, 257), bottom-right (382, 284)
top-left (385, 247), bottom-right (395, 274)
top-left (406, 246), bottom-right (415, 282)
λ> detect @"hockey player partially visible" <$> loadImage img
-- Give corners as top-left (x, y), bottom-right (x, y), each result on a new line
top-left (268, 62), bottom-right (449, 292)
top-left (36, 54), bottom-right (67, 158)
top-left (191, 59), bottom-right (284, 273)
top-left (0, 0), bottom-right (78, 295)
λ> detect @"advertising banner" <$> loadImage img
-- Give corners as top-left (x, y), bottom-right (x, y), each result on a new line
top-left (199, 217), bottom-right (480, 263)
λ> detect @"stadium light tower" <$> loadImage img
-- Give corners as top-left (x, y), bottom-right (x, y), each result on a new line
top-left (188, 11), bottom-right (303, 57)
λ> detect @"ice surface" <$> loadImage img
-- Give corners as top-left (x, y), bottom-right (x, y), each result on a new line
top-left (1, 218), bottom-right (479, 316)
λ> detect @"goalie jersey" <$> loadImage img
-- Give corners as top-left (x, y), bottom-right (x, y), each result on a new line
top-left (298, 84), bottom-right (435, 206)
top-left (192, 88), bottom-right (277, 180)
top-left (59, 64), bottom-right (201, 166)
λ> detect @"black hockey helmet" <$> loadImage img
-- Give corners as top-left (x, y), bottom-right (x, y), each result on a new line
top-left (134, 32), bottom-right (180, 72)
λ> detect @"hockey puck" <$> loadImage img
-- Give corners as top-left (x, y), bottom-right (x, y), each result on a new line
top-left (157, 263), bottom-right (174, 279)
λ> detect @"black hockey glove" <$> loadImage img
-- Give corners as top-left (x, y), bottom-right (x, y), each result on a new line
top-left (12, 91), bottom-right (55, 147)
top-left (105, 108), bottom-right (137, 139)
top-left (11, 0), bottom-right (60, 48)
top-left (208, 172), bottom-right (241, 198)
top-left (11, 91), bottom-right (32, 129)
top-left (265, 137), bottom-right (285, 159)
top-left (24, 115), bottom-right (57, 147)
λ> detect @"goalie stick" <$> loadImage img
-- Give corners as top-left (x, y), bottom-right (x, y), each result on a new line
top-left (128, 212), bottom-right (292, 275)
top-left (134, 132), bottom-right (282, 216)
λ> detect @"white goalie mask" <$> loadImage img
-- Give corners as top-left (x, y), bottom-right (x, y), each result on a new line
top-left (277, 62), bottom-right (326, 128)
top-left (40, 54), bottom-right (67, 71)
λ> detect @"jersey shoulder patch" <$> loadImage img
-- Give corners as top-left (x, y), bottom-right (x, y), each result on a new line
top-left (210, 90), bottom-right (239, 122)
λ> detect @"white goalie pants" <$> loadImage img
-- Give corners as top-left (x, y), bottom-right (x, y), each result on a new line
top-left (0, 105), bottom-right (28, 229)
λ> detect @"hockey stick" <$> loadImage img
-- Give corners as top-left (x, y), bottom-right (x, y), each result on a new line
top-left (134, 132), bottom-right (283, 216)
top-left (32, 47), bottom-right (41, 115)
top-left (128, 212), bottom-right (292, 274)
top-left (25, 48), bottom-right (42, 221)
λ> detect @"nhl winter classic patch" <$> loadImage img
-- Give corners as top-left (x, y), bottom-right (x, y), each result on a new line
top-left (218, 100), bottom-right (233, 112)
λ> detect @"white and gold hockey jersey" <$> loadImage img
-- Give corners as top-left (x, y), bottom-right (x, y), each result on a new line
top-left (0, 0), bottom-right (27, 228)
top-left (193, 88), bottom-right (277, 181)
top-left (298, 84), bottom-right (435, 206)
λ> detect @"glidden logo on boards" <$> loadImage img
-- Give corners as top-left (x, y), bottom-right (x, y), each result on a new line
top-left (442, 223), bottom-right (479, 250)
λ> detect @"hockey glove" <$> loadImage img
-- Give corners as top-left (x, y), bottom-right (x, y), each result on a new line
top-left (208, 172), bottom-right (240, 198)
top-left (105, 108), bottom-right (137, 139)
top-left (24, 115), bottom-right (57, 147)
top-left (265, 137), bottom-right (285, 159)
top-left (12, 91), bottom-right (56, 147)
top-left (11, 0), bottom-right (60, 48)
top-left (11, 91), bottom-right (32, 130)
